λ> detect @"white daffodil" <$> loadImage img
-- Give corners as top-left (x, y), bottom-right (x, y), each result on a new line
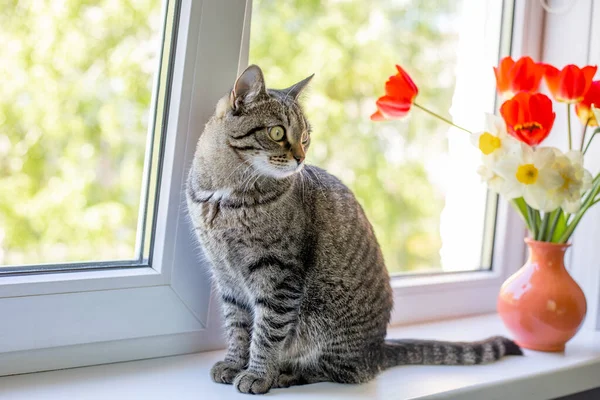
top-left (477, 158), bottom-right (521, 198)
top-left (495, 145), bottom-right (563, 211)
top-left (549, 149), bottom-right (593, 213)
top-left (477, 163), bottom-right (505, 195)
top-left (470, 113), bottom-right (521, 161)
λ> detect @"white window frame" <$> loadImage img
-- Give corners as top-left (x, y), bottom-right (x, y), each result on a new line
top-left (0, 0), bottom-right (544, 376)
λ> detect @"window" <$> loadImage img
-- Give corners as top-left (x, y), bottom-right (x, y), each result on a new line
top-left (249, 0), bottom-right (512, 274)
top-left (0, 0), bottom-right (545, 376)
top-left (0, 0), bottom-right (177, 272)
top-left (0, 0), bottom-right (251, 375)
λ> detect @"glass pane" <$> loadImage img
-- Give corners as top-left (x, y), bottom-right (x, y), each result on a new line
top-left (0, 0), bottom-right (175, 268)
top-left (249, 0), bottom-right (511, 274)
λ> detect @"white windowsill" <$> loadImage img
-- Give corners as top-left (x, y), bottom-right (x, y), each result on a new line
top-left (2, 314), bottom-right (599, 400)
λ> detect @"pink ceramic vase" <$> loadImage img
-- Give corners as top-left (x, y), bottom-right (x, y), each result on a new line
top-left (497, 238), bottom-right (587, 352)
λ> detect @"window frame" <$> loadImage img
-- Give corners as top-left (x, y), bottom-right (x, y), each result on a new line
top-left (0, 0), bottom-right (249, 375)
top-left (0, 0), bottom-right (544, 376)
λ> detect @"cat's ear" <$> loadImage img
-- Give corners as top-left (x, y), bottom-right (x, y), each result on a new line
top-left (283, 73), bottom-right (315, 100)
top-left (230, 65), bottom-right (267, 111)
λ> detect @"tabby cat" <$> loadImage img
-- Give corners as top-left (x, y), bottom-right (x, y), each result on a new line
top-left (186, 65), bottom-right (522, 395)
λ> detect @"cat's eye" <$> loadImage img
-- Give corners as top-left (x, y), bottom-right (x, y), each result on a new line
top-left (267, 125), bottom-right (286, 141)
top-left (301, 131), bottom-right (309, 144)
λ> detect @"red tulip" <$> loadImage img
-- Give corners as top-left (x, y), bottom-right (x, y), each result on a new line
top-left (543, 64), bottom-right (597, 103)
top-left (575, 80), bottom-right (600, 126)
top-left (371, 65), bottom-right (418, 121)
top-left (500, 92), bottom-right (555, 146)
top-left (494, 56), bottom-right (545, 99)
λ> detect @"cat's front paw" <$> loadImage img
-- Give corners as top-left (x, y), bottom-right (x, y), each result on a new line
top-left (234, 370), bottom-right (273, 395)
top-left (274, 372), bottom-right (301, 388)
top-left (210, 360), bottom-right (243, 384)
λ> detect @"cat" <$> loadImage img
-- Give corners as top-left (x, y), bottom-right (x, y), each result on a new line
top-left (186, 65), bottom-right (522, 395)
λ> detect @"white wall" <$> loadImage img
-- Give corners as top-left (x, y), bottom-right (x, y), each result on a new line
top-left (541, 0), bottom-right (600, 331)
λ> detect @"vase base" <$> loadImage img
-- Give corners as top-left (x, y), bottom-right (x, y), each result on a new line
top-left (515, 341), bottom-right (565, 352)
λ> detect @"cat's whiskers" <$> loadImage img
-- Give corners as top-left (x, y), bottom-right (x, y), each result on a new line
top-left (240, 169), bottom-right (261, 201)
top-left (239, 170), bottom-right (256, 195)
top-left (249, 172), bottom-right (263, 195)
top-left (299, 168), bottom-right (307, 204)
top-left (225, 158), bottom-right (253, 182)
top-left (235, 162), bottom-right (258, 194)
top-left (304, 168), bottom-right (327, 200)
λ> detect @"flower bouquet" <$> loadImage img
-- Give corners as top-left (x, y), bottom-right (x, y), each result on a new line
top-left (372, 57), bottom-right (600, 351)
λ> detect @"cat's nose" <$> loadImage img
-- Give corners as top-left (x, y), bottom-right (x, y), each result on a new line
top-left (291, 144), bottom-right (305, 165)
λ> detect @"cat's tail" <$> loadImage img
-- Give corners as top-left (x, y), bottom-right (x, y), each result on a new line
top-left (380, 336), bottom-right (523, 368)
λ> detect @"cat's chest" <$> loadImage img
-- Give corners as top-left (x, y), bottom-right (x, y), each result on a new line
top-left (194, 200), bottom-right (305, 263)
top-left (196, 201), bottom-right (288, 235)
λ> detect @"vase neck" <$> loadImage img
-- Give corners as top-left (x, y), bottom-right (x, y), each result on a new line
top-left (526, 240), bottom-right (569, 269)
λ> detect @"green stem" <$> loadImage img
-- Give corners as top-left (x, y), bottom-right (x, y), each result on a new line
top-left (537, 212), bottom-right (550, 241)
top-left (583, 128), bottom-right (600, 155)
top-left (580, 118), bottom-right (590, 152)
top-left (527, 206), bottom-right (538, 238)
top-left (511, 198), bottom-right (533, 231)
top-left (547, 210), bottom-right (561, 242)
top-left (567, 103), bottom-right (573, 150)
top-left (413, 102), bottom-right (472, 134)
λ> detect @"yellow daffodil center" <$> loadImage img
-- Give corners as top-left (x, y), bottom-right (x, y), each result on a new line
top-left (478, 132), bottom-right (502, 155)
top-left (516, 164), bottom-right (539, 185)
top-left (560, 171), bottom-right (575, 192)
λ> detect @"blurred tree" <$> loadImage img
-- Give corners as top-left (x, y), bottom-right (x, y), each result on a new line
top-left (250, 0), bottom-right (460, 272)
top-left (0, 0), bottom-right (161, 264)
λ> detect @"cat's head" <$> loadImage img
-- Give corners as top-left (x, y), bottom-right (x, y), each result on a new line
top-left (193, 65), bottom-right (313, 188)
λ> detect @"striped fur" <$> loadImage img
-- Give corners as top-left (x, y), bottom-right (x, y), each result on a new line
top-left (186, 65), bottom-right (522, 395)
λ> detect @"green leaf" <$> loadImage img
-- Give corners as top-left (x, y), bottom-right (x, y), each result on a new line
top-left (551, 211), bottom-right (567, 242)
top-left (511, 198), bottom-right (532, 231)
top-left (527, 206), bottom-right (539, 238)
top-left (537, 212), bottom-right (551, 241)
